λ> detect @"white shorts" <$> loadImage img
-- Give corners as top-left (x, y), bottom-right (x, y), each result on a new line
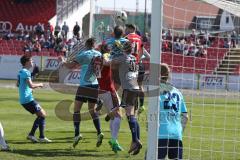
top-left (98, 91), bottom-right (120, 113)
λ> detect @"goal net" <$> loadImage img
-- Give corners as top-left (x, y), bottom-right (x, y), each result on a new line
top-left (147, 0), bottom-right (240, 159)
top-left (91, 0), bottom-right (240, 159)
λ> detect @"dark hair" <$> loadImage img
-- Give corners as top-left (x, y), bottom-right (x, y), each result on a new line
top-left (122, 41), bottom-right (132, 53)
top-left (114, 26), bottom-right (123, 39)
top-left (100, 43), bottom-right (109, 54)
top-left (125, 24), bottom-right (136, 31)
top-left (20, 55), bottom-right (31, 66)
top-left (85, 37), bottom-right (96, 49)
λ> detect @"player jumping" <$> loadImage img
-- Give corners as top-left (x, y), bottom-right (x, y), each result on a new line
top-left (60, 38), bottom-right (104, 148)
top-left (111, 41), bottom-right (142, 155)
top-left (96, 43), bottom-right (123, 153)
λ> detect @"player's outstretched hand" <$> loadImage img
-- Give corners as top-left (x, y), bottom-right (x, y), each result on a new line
top-left (38, 83), bottom-right (44, 88)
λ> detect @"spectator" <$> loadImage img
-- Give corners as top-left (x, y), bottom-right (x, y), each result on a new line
top-left (166, 29), bottom-right (172, 41)
top-left (54, 22), bottom-right (61, 37)
top-left (73, 22), bottom-right (80, 39)
top-left (31, 64), bottom-right (40, 80)
top-left (32, 34), bottom-right (38, 43)
top-left (17, 30), bottom-right (25, 41)
top-left (188, 43), bottom-right (198, 56)
top-left (54, 35), bottom-right (64, 52)
top-left (33, 41), bottom-right (41, 52)
top-left (4, 31), bottom-right (14, 40)
top-left (173, 39), bottom-right (181, 53)
top-left (24, 31), bottom-right (31, 41)
top-left (61, 21), bottom-right (69, 39)
top-left (196, 45), bottom-right (207, 57)
top-left (223, 37), bottom-right (231, 48)
top-left (39, 34), bottom-right (46, 46)
top-left (35, 23), bottom-right (44, 36)
top-left (23, 41), bottom-right (34, 52)
top-left (231, 31), bottom-right (237, 48)
top-left (190, 29), bottom-right (197, 42)
top-left (46, 22), bottom-right (53, 38)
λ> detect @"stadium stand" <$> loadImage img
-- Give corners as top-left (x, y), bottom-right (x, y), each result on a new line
top-left (0, 0), bottom-right (55, 26)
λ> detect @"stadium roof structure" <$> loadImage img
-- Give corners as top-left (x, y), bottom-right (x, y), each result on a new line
top-left (202, 0), bottom-right (240, 17)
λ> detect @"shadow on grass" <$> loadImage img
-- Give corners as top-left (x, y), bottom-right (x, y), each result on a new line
top-left (12, 148), bottom-right (115, 157)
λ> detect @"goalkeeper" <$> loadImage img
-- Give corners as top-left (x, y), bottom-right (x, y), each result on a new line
top-left (158, 63), bottom-right (188, 160)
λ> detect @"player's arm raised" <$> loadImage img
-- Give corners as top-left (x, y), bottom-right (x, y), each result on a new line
top-left (58, 56), bottom-right (79, 69)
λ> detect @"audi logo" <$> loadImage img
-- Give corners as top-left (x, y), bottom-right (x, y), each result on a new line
top-left (0, 21), bottom-right (12, 32)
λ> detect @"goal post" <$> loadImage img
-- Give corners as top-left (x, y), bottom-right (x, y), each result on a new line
top-left (146, 0), bottom-right (163, 160)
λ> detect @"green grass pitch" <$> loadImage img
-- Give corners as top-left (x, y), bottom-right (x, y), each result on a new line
top-left (0, 87), bottom-right (239, 160)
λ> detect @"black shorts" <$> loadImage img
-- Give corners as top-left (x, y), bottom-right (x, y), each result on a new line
top-left (158, 139), bottom-right (183, 159)
top-left (22, 100), bottom-right (42, 114)
top-left (120, 89), bottom-right (139, 109)
top-left (75, 85), bottom-right (99, 103)
top-left (137, 63), bottom-right (145, 83)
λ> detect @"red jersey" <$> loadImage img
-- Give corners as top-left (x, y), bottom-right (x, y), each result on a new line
top-left (98, 53), bottom-right (115, 93)
top-left (126, 33), bottom-right (142, 63)
top-left (98, 66), bottom-right (115, 93)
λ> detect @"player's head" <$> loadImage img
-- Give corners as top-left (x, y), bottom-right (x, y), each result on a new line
top-left (160, 63), bottom-right (170, 83)
top-left (20, 55), bottom-right (33, 68)
top-left (125, 24), bottom-right (136, 34)
top-left (99, 43), bottom-right (109, 54)
top-left (113, 26), bottom-right (124, 39)
top-left (122, 41), bottom-right (132, 54)
top-left (85, 37), bottom-right (96, 49)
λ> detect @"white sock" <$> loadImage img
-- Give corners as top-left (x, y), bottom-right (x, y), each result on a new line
top-left (110, 119), bottom-right (114, 138)
top-left (0, 123), bottom-right (7, 148)
top-left (111, 117), bottom-right (121, 140)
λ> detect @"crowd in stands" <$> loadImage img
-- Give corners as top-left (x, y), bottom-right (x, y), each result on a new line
top-left (162, 29), bottom-right (238, 57)
top-left (0, 20), bottom-right (239, 59)
top-left (0, 21), bottom-right (82, 57)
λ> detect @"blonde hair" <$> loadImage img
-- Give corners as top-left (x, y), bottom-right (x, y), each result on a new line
top-left (160, 63), bottom-right (170, 82)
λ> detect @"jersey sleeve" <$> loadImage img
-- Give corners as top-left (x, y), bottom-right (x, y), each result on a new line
top-left (20, 70), bottom-right (31, 80)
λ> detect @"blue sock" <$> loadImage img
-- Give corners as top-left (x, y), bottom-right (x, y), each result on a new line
top-left (91, 112), bottom-right (101, 135)
top-left (38, 117), bottom-right (45, 138)
top-left (136, 121), bottom-right (140, 140)
top-left (29, 117), bottom-right (39, 136)
top-left (73, 111), bottom-right (80, 137)
top-left (93, 118), bottom-right (101, 135)
top-left (128, 115), bottom-right (138, 142)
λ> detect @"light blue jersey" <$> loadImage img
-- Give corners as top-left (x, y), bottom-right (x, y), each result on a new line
top-left (75, 49), bottom-right (102, 86)
top-left (158, 85), bottom-right (187, 140)
top-left (106, 37), bottom-right (128, 56)
top-left (18, 68), bottom-right (34, 104)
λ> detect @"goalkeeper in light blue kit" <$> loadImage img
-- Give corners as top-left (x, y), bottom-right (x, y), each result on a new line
top-left (158, 63), bottom-right (188, 160)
